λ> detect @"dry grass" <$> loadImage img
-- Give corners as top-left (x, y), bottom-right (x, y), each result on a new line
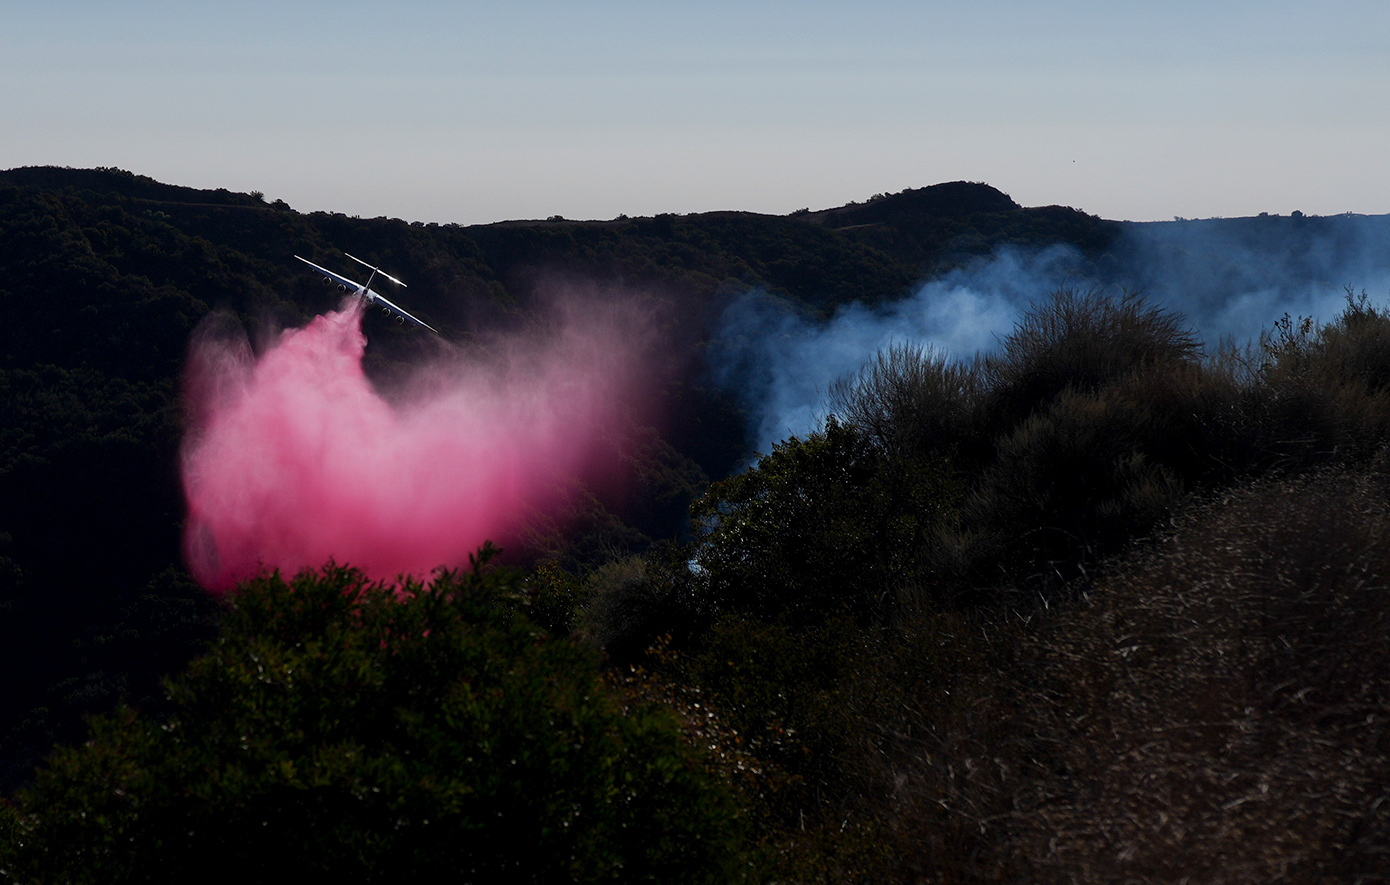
top-left (877, 459), bottom-right (1390, 883)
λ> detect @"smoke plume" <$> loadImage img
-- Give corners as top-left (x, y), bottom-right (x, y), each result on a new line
top-left (711, 214), bottom-right (1390, 456)
top-left (181, 294), bottom-right (652, 592)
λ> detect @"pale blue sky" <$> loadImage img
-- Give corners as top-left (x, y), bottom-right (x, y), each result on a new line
top-left (5, 1), bottom-right (1387, 224)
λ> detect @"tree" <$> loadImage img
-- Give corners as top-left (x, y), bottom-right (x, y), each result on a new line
top-left (4, 558), bottom-right (744, 884)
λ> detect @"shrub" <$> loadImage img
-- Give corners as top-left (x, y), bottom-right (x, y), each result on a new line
top-left (1259, 293), bottom-right (1390, 392)
top-left (522, 557), bottom-right (586, 637)
top-left (688, 612), bottom-right (904, 884)
top-left (690, 420), bottom-right (958, 624)
top-left (1252, 294), bottom-right (1390, 464)
top-left (944, 357), bottom-right (1252, 595)
top-left (6, 561), bottom-right (745, 884)
top-left (1314, 293), bottom-right (1390, 391)
top-left (962, 385), bottom-right (1185, 590)
top-left (926, 292), bottom-right (1390, 596)
top-left (983, 288), bottom-right (1199, 430)
top-left (827, 343), bottom-right (984, 460)
top-left (576, 550), bottom-right (709, 662)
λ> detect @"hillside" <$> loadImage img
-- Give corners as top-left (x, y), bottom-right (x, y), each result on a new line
top-left (0, 167), bottom-right (1119, 790)
top-left (5, 166), bottom-right (1390, 880)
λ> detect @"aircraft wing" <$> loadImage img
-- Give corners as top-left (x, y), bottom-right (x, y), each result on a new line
top-left (295, 255), bottom-right (364, 292)
top-left (369, 290), bottom-right (439, 334)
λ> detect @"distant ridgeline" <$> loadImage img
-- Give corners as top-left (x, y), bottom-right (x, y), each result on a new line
top-left (0, 166), bottom-right (1120, 317)
top-left (0, 163), bottom-right (1384, 796)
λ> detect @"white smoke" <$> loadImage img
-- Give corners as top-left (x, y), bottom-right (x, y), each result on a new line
top-left (1114, 214), bottom-right (1390, 341)
top-left (709, 214), bottom-right (1390, 457)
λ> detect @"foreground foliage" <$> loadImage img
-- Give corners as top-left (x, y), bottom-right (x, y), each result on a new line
top-left (1, 560), bottom-right (744, 884)
top-left (691, 418), bottom-right (960, 625)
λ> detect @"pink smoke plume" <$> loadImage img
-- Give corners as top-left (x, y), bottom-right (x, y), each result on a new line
top-left (181, 295), bottom-right (653, 592)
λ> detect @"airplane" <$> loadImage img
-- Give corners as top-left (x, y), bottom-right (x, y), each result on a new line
top-left (294, 252), bottom-right (438, 334)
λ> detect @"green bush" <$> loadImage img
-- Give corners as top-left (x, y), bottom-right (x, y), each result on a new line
top-left (692, 615), bottom-right (866, 798)
top-left (1259, 293), bottom-right (1390, 392)
top-left (5, 560), bottom-right (745, 884)
top-left (575, 549), bottom-right (709, 662)
top-left (690, 420), bottom-right (959, 625)
top-left (962, 385), bottom-right (1185, 587)
top-left (828, 342), bottom-right (983, 460)
top-left (983, 288), bottom-right (1199, 430)
top-left (1252, 294), bottom-right (1390, 464)
top-left (521, 557), bottom-right (587, 637)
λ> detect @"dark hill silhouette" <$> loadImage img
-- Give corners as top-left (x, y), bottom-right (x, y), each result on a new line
top-left (0, 165), bottom-right (267, 208)
top-left (810, 180), bottom-right (1021, 226)
top-left (800, 181), bottom-right (1117, 271)
top-left (0, 167), bottom-right (1118, 302)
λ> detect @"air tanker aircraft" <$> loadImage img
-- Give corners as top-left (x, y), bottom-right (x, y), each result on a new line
top-left (295, 252), bottom-right (438, 334)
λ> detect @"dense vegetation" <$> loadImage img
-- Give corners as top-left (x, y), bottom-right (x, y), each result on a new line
top-left (5, 166), bottom-right (1390, 880)
top-left (2, 555), bottom-right (743, 883)
top-left (554, 291), bottom-right (1390, 881)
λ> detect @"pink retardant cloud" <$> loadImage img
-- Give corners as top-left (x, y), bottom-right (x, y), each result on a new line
top-left (181, 294), bottom-right (654, 592)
